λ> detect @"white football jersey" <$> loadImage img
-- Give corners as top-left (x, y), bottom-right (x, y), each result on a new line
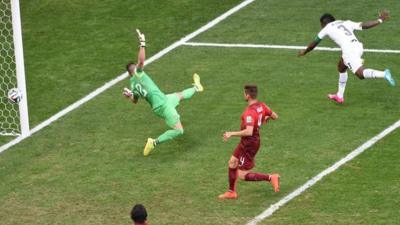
top-left (317, 20), bottom-right (363, 51)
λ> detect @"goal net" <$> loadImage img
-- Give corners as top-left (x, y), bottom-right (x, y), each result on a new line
top-left (0, 0), bottom-right (29, 136)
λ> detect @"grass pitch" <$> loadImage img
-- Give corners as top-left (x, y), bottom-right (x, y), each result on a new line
top-left (1, 0), bottom-right (400, 224)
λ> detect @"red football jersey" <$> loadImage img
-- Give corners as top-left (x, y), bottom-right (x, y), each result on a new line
top-left (240, 101), bottom-right (272, 143)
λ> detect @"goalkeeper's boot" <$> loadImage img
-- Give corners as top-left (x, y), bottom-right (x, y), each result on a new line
top-left (218, 191), bottom-right (238, 200)
top-left (193, 73), bottom-right (204, 92)
top-left (270, 174), bottom-right (280, 193)
top-left (143, 138), bottom-right (155, 156)
top-left (384, 69), bottom-right (395, 86)
top-left (328, 94), bottom-right (344, 104)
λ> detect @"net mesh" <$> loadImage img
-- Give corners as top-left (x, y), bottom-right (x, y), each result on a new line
top-left (0, 0), bottom-right (21, 136)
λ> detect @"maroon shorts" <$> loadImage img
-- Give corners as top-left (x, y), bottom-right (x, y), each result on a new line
top-left (233, 141), bottom-right (260, 170)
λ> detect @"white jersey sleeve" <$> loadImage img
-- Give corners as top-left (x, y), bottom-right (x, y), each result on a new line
top-left (317, 26), bottom-right (329, 39)
top-left (345, 20), bottom-right (362, 31)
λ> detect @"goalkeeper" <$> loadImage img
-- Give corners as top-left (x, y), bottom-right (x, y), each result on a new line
top-left (123, 29), bottom-right (204, 156)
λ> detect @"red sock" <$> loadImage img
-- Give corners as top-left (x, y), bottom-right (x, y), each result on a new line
top-left (244, 172), bottom-right (271, 181)
top-left (228, 168), bottom-right (238, 192)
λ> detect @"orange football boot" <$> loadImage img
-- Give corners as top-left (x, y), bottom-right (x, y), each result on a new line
top-left (218, 191), bottom-right (238, 200)
top-left (270, 174), bottom-right (280, 192)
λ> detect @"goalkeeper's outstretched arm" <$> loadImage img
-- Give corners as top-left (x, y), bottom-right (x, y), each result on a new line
top-left (137, 45), bottom-right (145, 70)
top-left (136, 29), bottom-right (146, 70)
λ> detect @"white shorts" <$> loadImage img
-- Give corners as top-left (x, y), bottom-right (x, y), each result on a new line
top-left (342, 42), bottom-right (364, 73)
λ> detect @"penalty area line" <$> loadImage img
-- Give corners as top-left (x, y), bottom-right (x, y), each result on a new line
top-left (247, 119), bottom-right (400, 225)
top-left (183, 42), bottom-right (400, 54)
top-left (0, 0), bottom-right (257, 154)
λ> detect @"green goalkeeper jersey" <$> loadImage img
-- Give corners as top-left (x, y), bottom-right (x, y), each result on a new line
top-left (130, 68), bottom-right (167, 110)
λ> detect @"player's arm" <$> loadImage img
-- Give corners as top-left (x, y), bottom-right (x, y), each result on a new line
top-left (266, 111), bottom-right (279, 122)
top-left (223, 126), bottom-right (253, 141)
top-left (298, 38), bottom-right (321, 57)
top-left (123, 87), bottom-right (139, 104)
top-left (136, 29), bottom-right (146, 70)
top-left (361, 10), bottom-right (389, 29)
top-left (264, 104), bottom-right (278, 122)
top-left (131, 92), bottom-right (139, 104)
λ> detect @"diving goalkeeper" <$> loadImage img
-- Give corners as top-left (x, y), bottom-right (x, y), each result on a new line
top-left (123, 29), bottom-right (204, 156)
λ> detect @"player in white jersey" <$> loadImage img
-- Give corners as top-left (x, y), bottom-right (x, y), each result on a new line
top-left (298, 11), bottom-right (395, 104)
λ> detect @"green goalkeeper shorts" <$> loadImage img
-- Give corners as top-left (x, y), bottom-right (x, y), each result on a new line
top-left (153, 93), bottom-right (181, 128)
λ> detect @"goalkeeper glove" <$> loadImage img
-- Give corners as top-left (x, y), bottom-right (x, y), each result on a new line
top-left (136, 29), bottom-right (146, 47)
top-left (123, 87), bottom-right (133, 98)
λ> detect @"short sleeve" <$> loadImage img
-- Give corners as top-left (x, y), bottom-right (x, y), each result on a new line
top-left (347, 20), bottom-right (362, 31)
top-left (263, 104), bottom-right (273, 117)
top-left (317, 26), bottom-right (328, 39)
top-left (243, 111), bottom-right (256, 126)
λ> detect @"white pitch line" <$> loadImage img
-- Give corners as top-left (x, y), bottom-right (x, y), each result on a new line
top-left (0, 0), bottom-right (256, 154)
top-left (247, 119), bottom-right (400, 225)
top-left (183, 42), bottom-right (400, 54)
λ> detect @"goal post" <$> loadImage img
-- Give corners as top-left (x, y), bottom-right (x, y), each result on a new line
top-left (11, 0), bottom-right (29, 137)
top-left (0, 0), bottom-right (29, 137)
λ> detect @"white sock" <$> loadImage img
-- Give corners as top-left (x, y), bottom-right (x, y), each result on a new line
top-left (363, 69), bottom-right (385, 79)
top-left (337, 72), bottom-right (348, 99)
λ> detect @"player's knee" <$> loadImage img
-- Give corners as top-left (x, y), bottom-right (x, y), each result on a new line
top-left (177, 92), bottom-right (184, 100)
top-left (337, 65), bottom-right (346, 73)
top-left (355, 68), bottom-right (364, 79)
top-left (356, 72), bottom-right (364, 79)
top-left (237, 170), bottom-right (248, 180)
top-left (176, 128), bottom-right (184, 135)
top-left (228, 159), bottom-right (238, 168)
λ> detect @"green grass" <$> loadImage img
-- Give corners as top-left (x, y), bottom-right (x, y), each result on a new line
top-left (1, 0), bottom-right (400, 224)
top-left (0, 0), bottom-right (242, 144)
top-left (194, 0), bottom-right (400, 49)
top-left (20, 0), bottom-right (242, 127)
top-left (264, 130), bottom-right (400, 225)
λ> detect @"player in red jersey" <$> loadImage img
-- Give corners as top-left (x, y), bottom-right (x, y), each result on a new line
top-left (218, 84), bottom-right (280, 200)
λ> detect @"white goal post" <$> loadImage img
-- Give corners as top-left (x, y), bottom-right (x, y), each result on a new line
top-left (0, 0), bottom-right (29, 137)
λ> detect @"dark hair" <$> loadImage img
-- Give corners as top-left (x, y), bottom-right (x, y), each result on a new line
top-left (320, 13), bottom-right (335, 24)
top-left (131, 204), bottom-right (147, 223)
top-left (126, 62), bottom-right (136, 74)
top-left (244, 84), bottom-right (258, 99)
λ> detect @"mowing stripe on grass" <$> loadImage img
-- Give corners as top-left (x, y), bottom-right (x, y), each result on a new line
top-left (183, 42), bottom-right (400, 54)
top-left (247, 119), bottom-right (400, 225)
top-left (0, 0), bottom-right (257, 154)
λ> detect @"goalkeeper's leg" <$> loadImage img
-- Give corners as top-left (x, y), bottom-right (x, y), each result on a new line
top-left (178, 87), bottom-right (196, 100)
top-left (144, 106), bottom-right (183, 156)
top-left (156, 121), bottom-right (184, 145)
top-left (176, 73), bottom-right (204, 101)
